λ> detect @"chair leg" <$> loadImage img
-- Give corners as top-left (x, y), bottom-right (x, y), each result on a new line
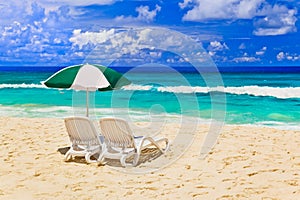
top-left (132, 153), bottom-right (140, 167)
top-left (120, 155), bottom-right (128, 167)
top-left (154, 138), bottom-right (169, 153)
top-left (85, 153), bottom-right (94, 163)
top-left (97, 148), bottom-right (107, 164)
top-left (64, 150), bottom-right (72, 161)
top-left (161, 138), bottom-right (170, 153)
top-left (120, 151), bottom-right (138, 167)
top-left (86, 151), bottom-right (101, 163)
top-left (142, 137), bottom-right (169, 153)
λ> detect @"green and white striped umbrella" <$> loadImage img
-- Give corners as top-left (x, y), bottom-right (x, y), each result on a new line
top-left (42, 63), bottom-right (131, 117)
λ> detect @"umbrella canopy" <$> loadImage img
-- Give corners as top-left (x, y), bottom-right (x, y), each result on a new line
top-left (42, 63), bottom-right (131, 116)
top-left (43, 63), bottom-right (131, 91)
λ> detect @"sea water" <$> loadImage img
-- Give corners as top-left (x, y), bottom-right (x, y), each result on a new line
top-left (0, 67), bottom-right (299, 129)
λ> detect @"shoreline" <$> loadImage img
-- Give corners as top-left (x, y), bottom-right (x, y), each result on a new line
top-left (1, 116), bottom-right (300, 199)
top-left (0, 106), bottom-right (299, 131)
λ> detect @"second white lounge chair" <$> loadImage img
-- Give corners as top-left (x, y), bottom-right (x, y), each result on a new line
top-left (64, 116), bottom-right (106, 164)
top-left (99, 117), bottom-right (169, 167)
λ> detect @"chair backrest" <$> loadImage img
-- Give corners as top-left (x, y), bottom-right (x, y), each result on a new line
top-left (99, 118), bottom-right (135, 149)
top-left (64, 117), bottom-right (100, 146)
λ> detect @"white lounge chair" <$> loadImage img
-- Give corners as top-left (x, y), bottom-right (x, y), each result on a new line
top-left (99, 117), bottom-right (169, 167)
top-left (64, 116), bottom-right (106, 164)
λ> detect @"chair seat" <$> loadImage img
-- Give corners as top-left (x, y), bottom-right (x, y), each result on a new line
top-left (64, 117), bottom-right (106, 164)
top-left (100, 117), bottom-right (169, 167)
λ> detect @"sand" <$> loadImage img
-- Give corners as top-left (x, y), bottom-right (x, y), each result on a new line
top-left (0, 117), bottom-right (300, 199)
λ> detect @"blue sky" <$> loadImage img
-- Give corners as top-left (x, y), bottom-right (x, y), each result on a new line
top-left (0, 0), bottom-right (299, 67)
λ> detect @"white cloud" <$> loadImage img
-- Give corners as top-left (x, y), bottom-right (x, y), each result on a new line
top-left (114, 15), bottom-right (134, 23)
top-left (233, 53), bottom-right (260, 63)
top-left (238, 43), bottom-right (246, 50)
top-left (180, 0), bottom-right (298, 36)
top-left (136, 5), bottom-right (161, 22)
top-left (208, 51), bottom-right (216, 56)
top-left (277, 51), bottom-right (300, 61)
top-left (0, 20), bottom-right (44, 50)
top-left (277, 52), bottom-right (285, 61)
top-left (69, 29), bottom-right (115, 49)
top-left (0, 0), bottom-right (120, 20)
top-left (53, 38), bottom-right (62, 44)
top-left (181, 0), bottom-right (265, 21)
top-left (253, 8), bottom-right (297, 36)
top-left (68, 27), bottom-right (212, 66)
top-left (167, 58), bottom-right (175, 63)
top-left (236, 0), bottom-right (264, 19)
top-left (208, 41), bottom-right (229, 51)
top-left (254, 26), bottom-right (295, 36)
top-left (115, 4), bottom-right (161, 23)
top-left (0, 1), bottom-right (85, 65)
top-left (179, 0), bottom-right (193, 9)
top-left (41, 0), bottom-right (119, 6)
top-left (233, 57), bottom-right (260, 63)
top-left (149, 51), bottom-right (162, 58)
top-left (256, 46), bottom-right (267, 56)
top-left (207, 41), bottom-right (229, 59)
top-left (0, 2), bottom-right (32, 24)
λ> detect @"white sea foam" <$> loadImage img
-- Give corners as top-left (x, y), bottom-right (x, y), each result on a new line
top-left (0, 104), bottom-right (298, 130)
top-left (124, 84), bottom-right (300, 99)
top-left (222, 86), bottom-right (300, 99)
top-left (0, 83), bottom-right (300, 99)
top-left (0, 83), bottom-right (45, 89)
top-left (157, 86), bottom-right (209, 93)
top-left (122, 84), bottom-right (153, 91)
top-left (0, 105), bottom-right (196, 124)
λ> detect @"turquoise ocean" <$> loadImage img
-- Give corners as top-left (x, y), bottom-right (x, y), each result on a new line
top-left (0, 66), bottom-right (299, 130)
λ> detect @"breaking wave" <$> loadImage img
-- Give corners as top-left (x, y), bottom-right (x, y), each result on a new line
top-left (1, 83), bottom-right (300, 99)
top-left (123, 84), bottom-right (300, 99)
top-left (0, 83), bottom-right (45, 89)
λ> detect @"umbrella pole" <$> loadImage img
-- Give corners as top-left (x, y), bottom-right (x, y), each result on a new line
top-left (86, 90), bottom-right (89, 117)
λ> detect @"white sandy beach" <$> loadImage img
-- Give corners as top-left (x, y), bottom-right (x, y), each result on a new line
top-left (0, 117), bottom-right (300, 199)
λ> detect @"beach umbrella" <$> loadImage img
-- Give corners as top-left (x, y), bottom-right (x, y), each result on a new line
top-left (42, 63), bottom-right (131, 117)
